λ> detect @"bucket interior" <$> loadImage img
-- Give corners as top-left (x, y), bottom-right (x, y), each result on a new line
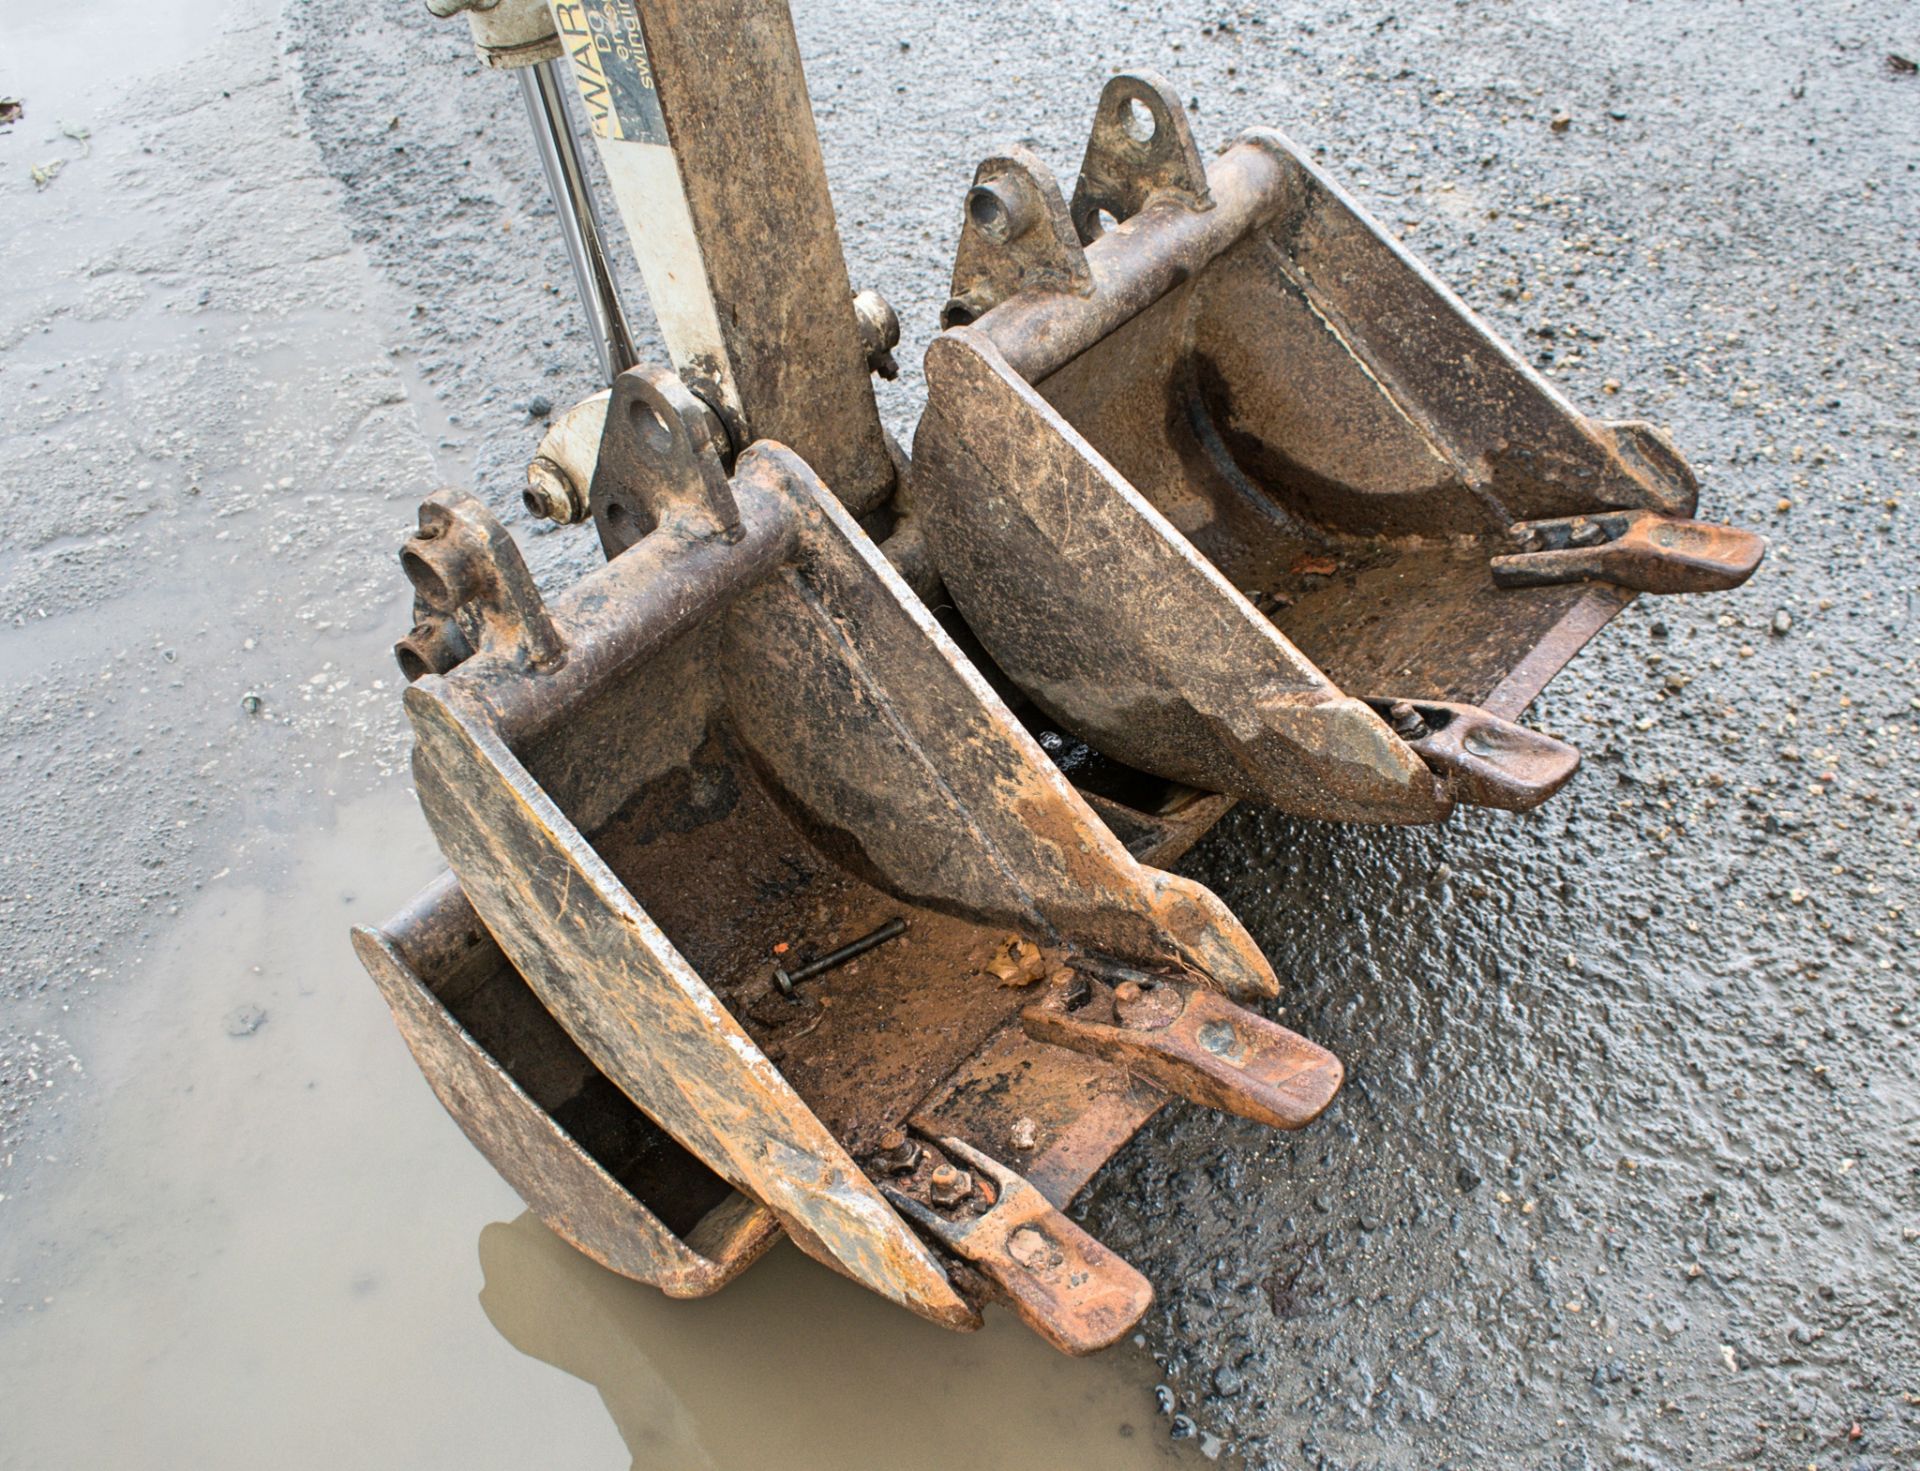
top-left (404, 906), bottom-right (736, 1239)
top-left (1034, 233), bottom-right (1627, 707)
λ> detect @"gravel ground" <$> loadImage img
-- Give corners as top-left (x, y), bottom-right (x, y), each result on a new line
top-left (4, 0), bottom-right (1916, 1465)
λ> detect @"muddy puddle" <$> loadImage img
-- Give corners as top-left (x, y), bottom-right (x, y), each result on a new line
top-left (0, 795), bottom-right (1222, 1468)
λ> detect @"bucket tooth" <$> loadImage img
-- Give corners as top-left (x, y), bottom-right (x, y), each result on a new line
top-left (363, 363), bottom-right (1302, 1341)
top-left (1362, 697), bottom-right (1581, 813)
top-left (1020, 965), bottom-right (1343, 1131)
top-left (1492, 510), bottom-right (1768, 595)
top-left (911, 71), bottom-right (1764, 825)
top-left (883, 1135), bottom-right (1152, 1355)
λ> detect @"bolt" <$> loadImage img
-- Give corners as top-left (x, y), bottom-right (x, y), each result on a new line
top-left (852, 288), bottom-right (900, 380)
top-left (1568, 518), bottom-right (1608, 548)
top-left (773, 917), bottom-right (908, 996)
top-left (1388, 700), bottom-right (1429, 741)
top-left (523, 455), bottom-right (588, 524)
top-left (928, 1163), bottom-right (973, 1208)
top-left (874, 1127), bottom-right (922, 1175)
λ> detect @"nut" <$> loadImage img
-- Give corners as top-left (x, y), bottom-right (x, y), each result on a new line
top-left (928, 1163), bottom-right (973, 1208)
top-left (873, 1126), bottom-right (922, 1175)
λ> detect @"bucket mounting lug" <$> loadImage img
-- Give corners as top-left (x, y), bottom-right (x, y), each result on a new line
top-left (1070, 70), bottom-right (1213, 243)
top-left (394, 490), bottom-right (564, 682)
top-left (590, 366), bottom-right (744, 557)
top-left (944, 148), bottom-right (1092, 329)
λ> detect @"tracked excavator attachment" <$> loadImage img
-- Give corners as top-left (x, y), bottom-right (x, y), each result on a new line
top-left (913, 72), bottom-right (1762, 825)
top-left (355, 0), bottom-right (1761, 1351)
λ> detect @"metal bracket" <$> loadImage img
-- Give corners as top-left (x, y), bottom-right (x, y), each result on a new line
top-left (943, 148), bottom-right (1092, 328)
top-left (589, 366), bottom-right (744, 558)
top-left (395, 490), bottom-right (564, 681)
top-left (1365, 698), bottom-right (1581, 813)
top-left (883, 1135), bottom-right (1152, 1355)
top-left (1021, 965), bottom-right (1343, 1131)
top-left (1069, 71), bottom-right (1213, 243)
top-left (1492, 510), bottom-right (1767, 595)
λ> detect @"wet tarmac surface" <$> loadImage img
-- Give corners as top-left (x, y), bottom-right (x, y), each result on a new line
top-left (1, 0), bottom-right (1916, 1466)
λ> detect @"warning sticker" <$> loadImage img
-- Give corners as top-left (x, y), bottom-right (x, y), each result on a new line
top-left (553, 0), bottom-right (667, 146)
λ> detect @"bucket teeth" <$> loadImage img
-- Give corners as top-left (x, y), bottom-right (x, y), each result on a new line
top-left (1021, 967), bottom-right (1344, 1132)
top-left (1493, 510), bottom-right (1768, 595)
top-left (883, 1135), bottom-right (1153, 1356)
top-left (1362, 697), bottom-right (1581, 813)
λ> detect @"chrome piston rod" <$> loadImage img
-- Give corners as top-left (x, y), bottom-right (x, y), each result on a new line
top-left (517, 58), bottom-right (637, 386)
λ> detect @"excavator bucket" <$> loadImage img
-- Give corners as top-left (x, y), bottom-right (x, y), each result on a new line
top-left (912, 73), bottom-right (1763, 825)
top-left (356, 367), bottom-right (1342, 1351)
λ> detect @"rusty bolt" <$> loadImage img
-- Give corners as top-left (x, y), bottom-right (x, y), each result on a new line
top-left (523, 455), bottom-right (589, 524)
top-left (1568, 518), bottom-right (1608, 548)
top-left (928, 1163), bottom-right (973, 1208)
top-left (1388, 700), bottom-right (1429, 742)
top-left (874, 1126), bottom-right (922, 1175)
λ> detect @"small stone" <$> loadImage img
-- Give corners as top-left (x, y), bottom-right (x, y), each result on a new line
top-left (526, 395), bottom-right (553, 418)
top-left (1771, 609), bottom-right (1792, 635)
top-left (225, 1005), bottom-right (267, 1038)
top-left (1455, 1166), bottom-right (1481, 1192)
top-left (1009, 1116), bottom-right (1038, 1151)
top-left (1719, 1343), bottom-right (1739, 1372)
top-left (240, 693), bottom-right (263, 715)
top-left (1550, 112), bottom-right (1572, 133)
top-left (1212, 1365), bottom-right (1244, 1397)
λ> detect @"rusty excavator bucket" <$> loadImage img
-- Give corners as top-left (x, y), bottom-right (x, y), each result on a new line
top-left (358, 369), bottom-right (1340, 1352)
top-left (914, 73), bottom-right (1763, 825)
top-left (355, 0), bottom-right (1762, 1355)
